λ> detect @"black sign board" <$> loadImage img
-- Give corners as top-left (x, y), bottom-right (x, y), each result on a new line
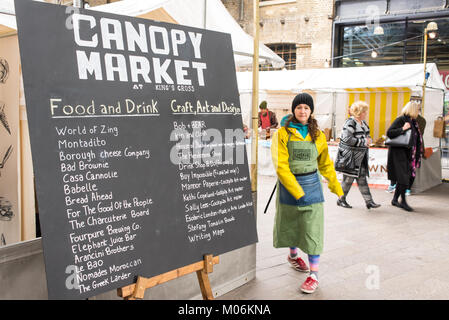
top-left (15, 0), bottom-right (258, 299)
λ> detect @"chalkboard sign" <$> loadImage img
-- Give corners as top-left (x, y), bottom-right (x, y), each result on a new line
top-left (15, 0), bottom-right (258, 299)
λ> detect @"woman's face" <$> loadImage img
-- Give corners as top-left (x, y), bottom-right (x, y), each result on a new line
top-left (359, 110), bottom-right (368, 121)
top-left (294, 104), bottom-right (311, 125)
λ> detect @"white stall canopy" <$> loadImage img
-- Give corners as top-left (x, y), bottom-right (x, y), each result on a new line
top-left (237, 63), bottom-right (446, 147)
top-left (237, 63), bottom-right (447, 92)
top-left (0, 0), bottom-right (285, 69)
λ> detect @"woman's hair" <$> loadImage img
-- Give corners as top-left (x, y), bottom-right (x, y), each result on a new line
top-left (401, 101), bottom-right (420, 119)
top-left (284, 113), bottom-right (320, 143)
top-left (349, 100), bottom-right (369, 117)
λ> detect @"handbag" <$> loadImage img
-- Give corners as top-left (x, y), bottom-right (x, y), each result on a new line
top-left (385, 129), bottom-right (412, 148)
top-left (433, 116), bottom-right (445, 138)
top-left (334, 146), bottom-right (354, 172)
top-left (334, 142), bottom-right (366, 175)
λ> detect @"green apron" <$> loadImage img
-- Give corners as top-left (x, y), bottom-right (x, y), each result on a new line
top-left (273, 134), bottom-right (325, 255)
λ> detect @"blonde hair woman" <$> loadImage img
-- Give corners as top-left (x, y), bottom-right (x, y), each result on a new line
top-left (386, 101), bottom-right (423, 211)
top-left (350, 100), bottom-right (369, 117)
top-left (336, 100), bottom-right (380, 209)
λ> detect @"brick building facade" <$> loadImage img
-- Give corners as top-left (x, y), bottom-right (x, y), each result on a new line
top-left (222, 0), bottom-right (335, 69)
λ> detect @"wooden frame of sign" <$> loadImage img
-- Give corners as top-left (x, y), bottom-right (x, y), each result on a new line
top-left (117, 254), bottom-right (219, 300)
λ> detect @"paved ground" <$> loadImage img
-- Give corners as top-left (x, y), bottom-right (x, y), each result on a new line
top-left (218, 175), bottom-right (449, 300)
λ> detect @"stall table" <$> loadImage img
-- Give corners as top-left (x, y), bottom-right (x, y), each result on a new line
top-left (247, 139), bottom-right (442, 193)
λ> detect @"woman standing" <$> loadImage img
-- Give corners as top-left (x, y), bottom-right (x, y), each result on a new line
top-left (336, 101), bottom-right (381, 209)
top-left (386, 101), bottom-right (423, 212)
top-left (271, 93), bottom-right (343, 294)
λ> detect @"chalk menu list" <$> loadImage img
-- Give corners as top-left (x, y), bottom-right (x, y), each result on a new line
top-left (16, 0), bottom-right (258, 299)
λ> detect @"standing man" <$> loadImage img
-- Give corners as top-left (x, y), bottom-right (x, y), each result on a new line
top-left (258, 101), bottom-right (278, 129)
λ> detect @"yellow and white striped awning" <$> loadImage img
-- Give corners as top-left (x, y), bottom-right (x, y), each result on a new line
top-left (345, 87), bottom-right (412, 140)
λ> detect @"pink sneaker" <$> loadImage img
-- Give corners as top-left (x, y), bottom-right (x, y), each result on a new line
top-left (287, 255), bottom-right (309, 272)
top-left (300, 275), bottom-right (319, 294)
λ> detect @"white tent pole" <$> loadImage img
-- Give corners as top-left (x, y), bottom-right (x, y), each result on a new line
top-left (203, 0), bottom-right (207, 28)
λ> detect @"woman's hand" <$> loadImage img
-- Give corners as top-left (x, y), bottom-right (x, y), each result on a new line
top-left (402, 122), bottom-right (411, 131)
top-left (366, 137), bottom-right (372, 146)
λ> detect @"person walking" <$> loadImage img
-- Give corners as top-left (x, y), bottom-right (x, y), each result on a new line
top-left (386, 101), bottom-right (424, 212)
top-left (271, 92), bottom-right (344, 294)
top-left (385, 94), bottom-right (426, 196)
top-left (336, 101), bottom-right (381, 210)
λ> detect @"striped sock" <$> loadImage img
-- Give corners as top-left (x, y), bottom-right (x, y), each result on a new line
top-left (289, 247), bottom-right (298, 258)
top-left (308, 254), bottom-right (320, 279)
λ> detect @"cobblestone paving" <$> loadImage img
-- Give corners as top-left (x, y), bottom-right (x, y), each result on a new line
top-left (219, 175), bottom-right (449, 300)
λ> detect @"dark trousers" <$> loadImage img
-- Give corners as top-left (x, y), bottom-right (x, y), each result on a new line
top-left (341, 174), bottom-right (373, 204)
top-left (393, 176), bottom-right (415, 202)
top-left (393, 183), bottom-right (407, 202)
top-left (392, 176), bottom-right (415, 190)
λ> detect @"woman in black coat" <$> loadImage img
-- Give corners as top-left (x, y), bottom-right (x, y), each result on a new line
top-left (386, 101), bottom-right (423, 212)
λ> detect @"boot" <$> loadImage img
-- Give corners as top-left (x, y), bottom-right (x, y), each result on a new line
top-left (391, 199), bottom-right (401, 208)
top-left (391, 185), bottom-right (402, 208)
top-left (400, 198), bottom-right (414, 212)
top-left (337, 197), bottom-right (352, 209)
top-left (398, 184), bottom-right (413, 212)
top-left (366, 200), bottom-right (381, 209)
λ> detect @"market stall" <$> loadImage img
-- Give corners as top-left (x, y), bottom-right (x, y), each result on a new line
top-left (245, 138), bottom-right (392, 187)
top-left (245, 137), bottom-right (442, 192)
top-left (238, 64), bottom-right (447, 190)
